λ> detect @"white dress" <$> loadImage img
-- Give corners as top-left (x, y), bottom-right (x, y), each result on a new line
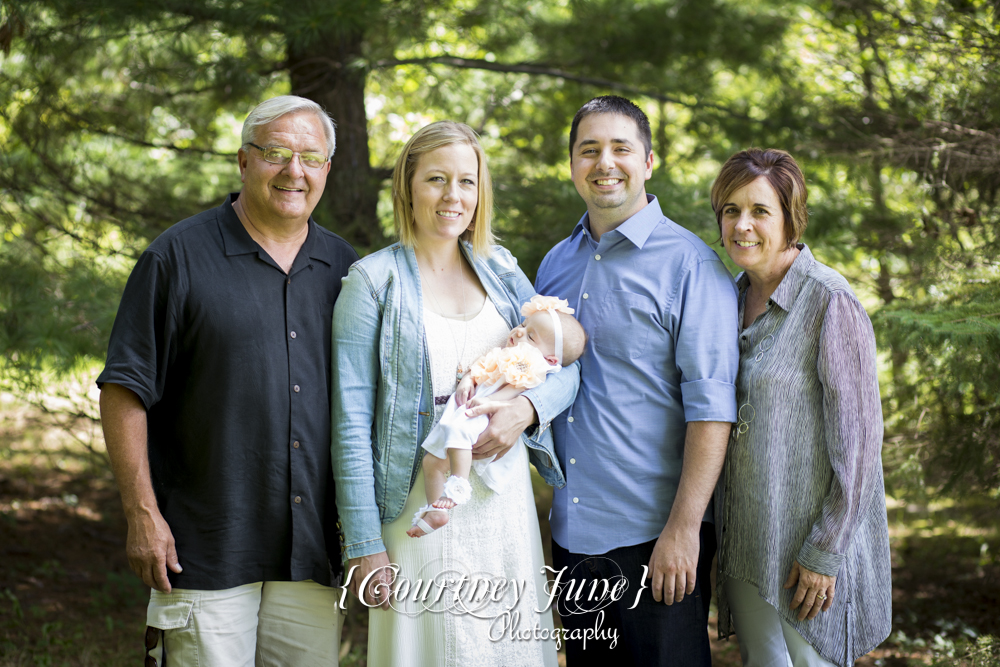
top-left (420, 377), bottom-right (522, 494)
top-left (366, 299), bottom-right (558, 667)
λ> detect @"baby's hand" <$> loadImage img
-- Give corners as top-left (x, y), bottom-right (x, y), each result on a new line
top-left (455, 375), bottom-right (475, 407)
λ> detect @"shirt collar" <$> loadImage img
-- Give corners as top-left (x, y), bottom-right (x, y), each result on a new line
top-left (569, 194), bottom-right (663, 250)
top-left (304, 223), bottom-right (332, 266)
top-left (737, 243), bottom-right (813, 311)
top-left (219, 193), bottom-right (258, 257)
top-left (218, 192), bottom-right (331, 266)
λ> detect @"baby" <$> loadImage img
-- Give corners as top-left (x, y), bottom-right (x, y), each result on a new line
top-left (407, 296), bottom-right (587, 538)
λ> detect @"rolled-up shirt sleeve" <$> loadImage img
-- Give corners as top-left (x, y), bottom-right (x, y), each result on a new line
top-left (96, 250), bottom-right (177, 409)
top-left (673, 257), bottom-right (739, 423)
top-left (797, 292), bottom-right (884, 577)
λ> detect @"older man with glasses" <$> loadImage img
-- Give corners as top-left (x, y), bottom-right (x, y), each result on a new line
top-left (98, 95), bottom-right (358, 666)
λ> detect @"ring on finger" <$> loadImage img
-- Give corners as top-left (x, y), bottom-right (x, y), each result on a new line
top-left (816, 593), bottom-right (828, 601)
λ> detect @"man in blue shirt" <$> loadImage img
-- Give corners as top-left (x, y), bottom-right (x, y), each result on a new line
top-left (535, 95), bottom-right (739, 665)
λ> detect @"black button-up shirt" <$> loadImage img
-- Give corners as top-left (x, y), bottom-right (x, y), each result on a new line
top-left (97, 194), bottom-right (358, 590)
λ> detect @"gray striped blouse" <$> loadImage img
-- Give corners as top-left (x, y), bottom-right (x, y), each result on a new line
top-left (715, 245), bottom-right (892, 666)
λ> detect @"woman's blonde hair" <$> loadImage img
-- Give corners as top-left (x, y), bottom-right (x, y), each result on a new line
top-left (710, 148), bottom-right (809, 248)
top-left (392, 121), bottom-right (496, 256)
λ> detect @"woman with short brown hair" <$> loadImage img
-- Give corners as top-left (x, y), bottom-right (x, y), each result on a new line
top-left (712, 148), bottom-right (892, 667)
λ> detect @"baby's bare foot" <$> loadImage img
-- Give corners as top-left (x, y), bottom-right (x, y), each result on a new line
top-left (406, 508), bottom-right (449, 538)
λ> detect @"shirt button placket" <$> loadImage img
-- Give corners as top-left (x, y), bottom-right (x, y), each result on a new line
top-left (285, 271), bottom-right (304, 573)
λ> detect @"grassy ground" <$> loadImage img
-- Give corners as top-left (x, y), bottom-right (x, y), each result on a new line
top-left (0, 395), bottom-right (147, 666)
top-left (1, 394), bottom-right (998, 666)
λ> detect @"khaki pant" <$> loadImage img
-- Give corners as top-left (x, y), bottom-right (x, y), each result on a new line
top-left (146, 580), bottom-right (345, 666)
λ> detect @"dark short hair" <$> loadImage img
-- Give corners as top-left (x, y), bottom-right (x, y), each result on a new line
top-left (710, 148), bottom-right (808, 248)
top-left (569, 95), bottom-right (652, 159)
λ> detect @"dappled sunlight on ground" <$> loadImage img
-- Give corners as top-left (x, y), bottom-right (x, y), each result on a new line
top-left (0, 406), bottom-right (146, 666)
top-left (1, 398), bottom-right (998, 665)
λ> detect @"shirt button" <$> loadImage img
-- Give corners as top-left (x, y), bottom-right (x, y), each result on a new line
top-left (595, 254), bottom-right (601, 261)
top-left (293, 441), bottom-right (300, 449)
top-left (567, 416), bottom-right (575, 423)
top-left (573, 497), bottom-right (579, 504)
top-left (582, 293), bottom-right (589, 300)
top-left (294, 496), bottom-right (302, 504)
top-left (293, 385), bottom-right (300, 393)
top-left (570, 458), bottom-right (576, 464)
top-left (290, 331), bottom-right (297, 339)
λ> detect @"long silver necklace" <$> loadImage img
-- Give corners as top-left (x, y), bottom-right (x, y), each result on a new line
top-left (420, 255), bottom-right (469, 380)
top-left (734, 295), bottom-right (781, 440)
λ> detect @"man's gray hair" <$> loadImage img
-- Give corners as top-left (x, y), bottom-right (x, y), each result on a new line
top-left (241, 95), bottom-right (337, 157)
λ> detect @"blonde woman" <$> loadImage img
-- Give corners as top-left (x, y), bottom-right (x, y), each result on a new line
top-left (332, 121), bottom-right (577, 666)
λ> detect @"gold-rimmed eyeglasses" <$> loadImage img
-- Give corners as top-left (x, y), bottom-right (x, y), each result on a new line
top-left (246, 143), bottom-right (329, 169)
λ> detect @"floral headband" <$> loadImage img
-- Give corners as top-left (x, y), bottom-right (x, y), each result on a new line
top-left (520, 295), bottom-right (575, 366)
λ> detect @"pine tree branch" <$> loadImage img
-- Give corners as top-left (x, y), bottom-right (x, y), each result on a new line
top-left (371, 55), bottom-right (758, 122)
top-left (89, 130), bottom-right (231, 157)
top-left (945, 312), bottom-right (1000, 324)
top-left (52, 107), bottom-right (231, 156)
top-left (5, 121), bottom-right (172, 242)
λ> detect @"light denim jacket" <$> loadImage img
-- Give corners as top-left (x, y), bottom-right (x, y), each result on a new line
top-left (331, 242), bottom-right (580, 560)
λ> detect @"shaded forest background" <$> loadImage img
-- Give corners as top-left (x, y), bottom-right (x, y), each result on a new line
top-left (0, 0), bottom-right (998, 664)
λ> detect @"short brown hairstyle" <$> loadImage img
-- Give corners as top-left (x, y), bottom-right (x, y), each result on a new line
top-left (391, 121), bottom-right (496, 257)
top-left (569, 95), bottom-right (652, 159)
top-left (710, 148), bottom-right (808, 248)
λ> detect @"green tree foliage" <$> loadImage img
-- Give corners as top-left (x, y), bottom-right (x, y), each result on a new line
top-left (1, 0), bottom-right (997, 503)
top-left (782, 0), bottom-right (1000, 499)
top-left (0, 0), bottom-right (787, 382)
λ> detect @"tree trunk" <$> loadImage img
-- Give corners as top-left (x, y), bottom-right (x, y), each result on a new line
top-left (656, 100), bottom-right (670, 174)
top-left (287, 30), bottom-right (386, 253)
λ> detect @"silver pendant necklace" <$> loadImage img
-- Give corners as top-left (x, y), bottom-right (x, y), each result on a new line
top-left (734, 296), bottom-right (781, 440)
top-left (420, 255), bottom-right (470, 381)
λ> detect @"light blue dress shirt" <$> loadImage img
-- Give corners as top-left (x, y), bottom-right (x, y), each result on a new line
top-left (535, 195), bottom-right (739, 555)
